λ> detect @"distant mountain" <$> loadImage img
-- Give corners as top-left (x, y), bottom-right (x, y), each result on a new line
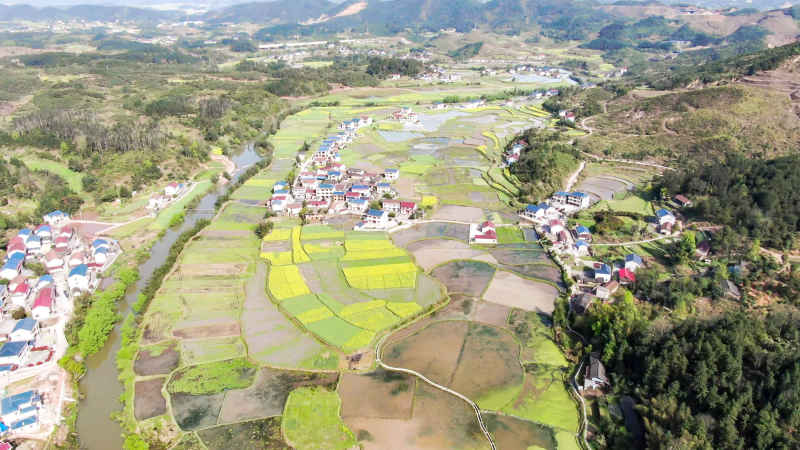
top-left (598, 1), bottom-right (800, 11)
top-left (201, 0), bottom-right (335, 24)
top-left (0, 3), bottom-right (179, 21)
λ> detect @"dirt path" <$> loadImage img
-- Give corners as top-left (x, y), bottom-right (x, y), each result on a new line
top-left (580, 151), bottom-right (675, 172)
top-left (591, 234), bottom-right (676, 247)
top-left (375, 334), bottom-right (497, 450)
top-left (564, 160), bottom-right (586, 192)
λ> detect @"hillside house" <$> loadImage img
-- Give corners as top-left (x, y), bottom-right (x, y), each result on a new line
top-left (656, 209), bottom-right (675, 226)
top-left (348, 198), bottom-right (368, 213)
top-left (0, 341), bottom-right (30, 366)
top-left (6, 238), bottom-right (26, 259)
top-left (674, 194), bottom-right (692, 207)
top-left (68, 264), bottom-right (90, 292)
top-left (32, 287), bottom-right (54, 320)
top-left (618, 268), bottom-right (636, 284)
top-left (25, 235), bottom-right (42, 255)
top-left (595, 281), bottom-right (619, 300)
top-left (36, 275), bottom-right (53, 290)
top-left (147, 194), bottom-right (168, 211)
top-left (9, 282), bottom-right (29, 308)
top-left (53, 236), bottom-right (70, 251)
top-left (575, 225), bottom-right (592, 241)
top-left (376, 182), bottom-right (393, 196)
top-left (471, 221), bottom-right (498, 245)
top-left (42, 210), bottom-right (69, 226)
top-left (594, 264), bottom-right (612, 283)
top-left (34, 225), bottom-right (51, 242)
top-left (573, 240), bottom-right (590, 256)
top-left (164, 182), bottom-right (182, 197)
top-left (351, 185), bottom-right (371, 197)
top-left (9, 319), bottom-right (38, 342)
top-left (94, 247), bottom-right (109, 265)
top-left (318, 183), bottom-right (334, 199)
top-left (583, 355), bottom-right (610, 390)
top-left (624, 254), bottom-right (643, 272)
top-left (1, 254), bottom-right (24, 280)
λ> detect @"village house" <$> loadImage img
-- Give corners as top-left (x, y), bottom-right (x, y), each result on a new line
top-left (575, 225), bottom-right (592, 241)
top-left (94, 247), bottom-right (109, 265)
top-left (68, 251), bottom-right (85, 268)
top-left (273, 181), bottom-right (288, 192)
top-left (42, 210), bottom-right (69, 226)
top-left (25, 235), bottom-right (42, 255)
top-left (317, 183), bottom-right (335, 199)
top-left (618, 268), bottom-right (636, 284)
top-left (9, 319), bottom-right (38, 342)
top-left (36, 275), bottom-right (53, 290)
top-left (0, 390), bottom-right (41, 430)
top-left (624, 254), bottom-right (643, 272)
top-left (553, 191), bottom-right (591, 209)
top-left (656, 209), bottom-right (676, 234)
top-left (348, 198), bottom-right (368, 213)
top-left (470, 221), bottom-right (498, 245)
top-left (34, 225), bottom-right (52, 243)
top-left (32, 287), bottom-right (55, 320)
top-left (54, 236), bottom-right (70, 252)
top-left (382, 200), bottom-right (401, 214)
top-left (400, 201), bottom-right (417, 216)
top-left (596, 281), bottom-right (619, 300)
top-left (674, 194), bottom-right (692, 208)
top-left (9, 281), bottom-right (29, 308)
top-left (363, 209), bottom-right (389, 227)
top-left (573, 240), bottom-right (590, 257)
top-left (376, 182), bottom-right (393, 197)
top-left (6, 238), bottom-right (26, 260)
top-left (147, 195), bottom-right (168, 211)
top-left (583, 354), bottom-right (610, 390)
top-left (0, 341), bottom-right (30, 366)
top-left (548, 219), bottom-right (565, 235)
top-left (164, 182), bottom-right (183, 197)
top-left (594, 264), bottom-right (612, 283)
top-left (383, 168), bottom-right (399, 181)
top-left (68, 264), bottom-right (91, 292)
top-left (521, 203), bottom-right (556, 222)
top-left (285, 203), bottom-right (303, 216)
top-left (351, 185), bottom-right (371, 197)
top-left (1, 254), bottom-right (25, 280)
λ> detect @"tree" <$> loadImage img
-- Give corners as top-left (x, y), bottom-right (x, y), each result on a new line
top-left (254, 221), bottom-right (273, 239)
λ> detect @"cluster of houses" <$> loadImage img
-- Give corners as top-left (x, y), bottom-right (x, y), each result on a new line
top-left (0, 211), bottom-right (116, 371)
top-left (147, 181), bottom-right (188, 211)
top-left (572, 252), bottom-right (644, 316)
top-left (416, 69), bottom-right (462, 83)
top-left (391, 107), bottom-right (418, 122)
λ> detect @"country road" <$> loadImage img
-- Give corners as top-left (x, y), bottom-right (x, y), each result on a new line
top-left (375, 334), bottom-right (497, 450)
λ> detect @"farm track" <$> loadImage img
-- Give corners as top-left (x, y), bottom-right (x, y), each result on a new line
top-left (375, 334), bottom-right (497, 450)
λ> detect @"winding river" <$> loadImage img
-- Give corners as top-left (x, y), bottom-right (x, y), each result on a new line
top-left (75, 145), bottom-right (262, 449)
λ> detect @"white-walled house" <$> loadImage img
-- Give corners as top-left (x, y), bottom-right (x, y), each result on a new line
top-left (68, 264), bottom-right (90, 292)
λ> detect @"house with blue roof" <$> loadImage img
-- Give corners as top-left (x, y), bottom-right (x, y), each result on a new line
top-left (36, 275), bottom-right (54, 289)
top-left (25, 234), bottom-right (42, 254)
top-left (656, 208), bottom-right (675, 225)
top-left (347, 198), bottom-right (368, 213)
top-left (384, 168), bottom-right (399, 180)
top-left (566, 191), bottom-right (591, 209)
top-left (68, 264), bottom-right (90, 292)
top-left (376, 182), bottom-right (393, 196)
top-left (594, 263), bottom-right (612, 283)
top-left (10, 318), bottom-right (38, 342)
top-left (573, 240), bottom-right (590, 256)
top-left (1, 254), bottom-right (25, 280)
top-left (0, 341), bottom-right (30, 366)
top-left (363, 209), bottom-right (388, 227)
top-left (273, 181), bottom-right (288, 192)
top-left (1, 390), bottom-right (41, 429)
top-left (521, 203), bottom-right (556, 221)
top-left (625, 254), bottom-right (643, 272)
top-left (575, 225), bottom-right (592, 240)
top-left (43, 210), bottom-right (69, 225)
top-left (92, 239), bottom-right (109, 250)
top-left (16, 229), bottom-right (32, 239)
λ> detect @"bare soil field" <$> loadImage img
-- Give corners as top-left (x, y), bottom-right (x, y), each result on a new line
top-left (450, 323), bottom-right (523, 401)
top-left (344, 382), bottom-right (488, 450)
top-left (134, 378), bottom-right (167, 421)
top-left (430, 205), bottom-right (485, 222)
top-left (490, 247), bottom-right (550, 265)
top-left (134, 343), bottom-right (180, 376)
top-left (483, 271), bottom-right (559, 315)
top-left (391, 222), bottom-right (470, 247)
top-left (339, 369), bottom-right (416, 420)
top-left (218, 368), bottom-right (338, 424)
top-left (472, 301), bottom-right (512, 328)
top-left (501, 263), bottom-right (562, 285)
top-left (408, 239), bottom-right (486, 271)
top-left (431, 260), bottom-right (496, 296)
top-left (574, 176), bottom-right (631, 202)
top-left (484, 413), bottom-right (556, 450)
top-left (383, 321), bottom-right (468, 387)
top-left (172, 321), bottom-right (240, 339)
top-left (171, 392), bottom-right (226, 431)
top-left (197, 417), bottom-right (289, 450)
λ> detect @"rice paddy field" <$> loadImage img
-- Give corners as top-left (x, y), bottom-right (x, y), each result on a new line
top-left (129, 82), bottom-right (582, 449)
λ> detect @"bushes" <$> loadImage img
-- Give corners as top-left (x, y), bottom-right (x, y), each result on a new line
top-left (76, 267), bottom-right (139, 357)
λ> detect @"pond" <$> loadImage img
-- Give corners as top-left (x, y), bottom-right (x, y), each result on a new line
top-left (378, 130), bottom-right (424, 142)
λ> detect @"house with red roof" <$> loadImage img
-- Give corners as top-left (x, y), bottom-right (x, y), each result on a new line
top-left (10, 282), bottom-right (30, 307)
top-left (618, 268), bottom-right (636, 284)
top-left (32, 287), bottom-right (54, 320)
top-left (470, 221), bottom-right (497, 245)
top-left (45, 250), bottom-right (64, 272)
top-left (400, 201), bottom-right (417, 216)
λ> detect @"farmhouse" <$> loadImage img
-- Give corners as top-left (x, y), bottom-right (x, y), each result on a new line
top-left (618, 268), bottom-right (636, 284)
top-left (42, 210), bottom-right (69, 226)
top-left (0, 390), bottom-right (41, 428)
top-left (521, 203), bottom-right (557, 222)
top-left (470, 221), bottom-right (498, 245)
top-left (68, 264), bottom-right (90, 292)
top-left (9, 281), bottom-right (29, 307)
top-left (68, 252), bottom-right (85, 268)
top-left (1, 254), bottom-right (25, 280)
top-left (656, 209), bottom-right (675, 226)
top-left (674, 194), bottom-right (692, 208)
top-left (552, 191), bottom-right (591, 209)
top-left (25, 235), bottom-right (42, 255)
top-left (382, 200), bottom-right (401, 214)
top-left (596, 281), bottom-right (619, 300)
top-left (375, 182), bottom-right (393, 196)
top-left (594, 264), bottom-right (612, 283)
top-left (53, 236), bottom-right (70, 251)
top-left (6, 238), bottom-right (26, 259)
top-left (400, 201), bottom-right (417, 216)
top-left (9, 319), bottom-right (38, 342)
top-left (548, 219), bottom-right (565, 235)
top-left (575, 225), bottom-right (592, 241)
top-left (0, 341), bottom-right (30, 366)
top-left (348, 198), bottom-right (368, 213)
top-left (94, 247), bottom-right (109, 265)
top-left (583, 354), bottom-right (610, 390)
top-left (364, 209), bottom-right (388, 227)
top-left (36, 275), bottom-right (54, 289)
top-left (34, 225), bottom-right (51, 242)
top-left (164, 182), bottom-right (182, 197)
top-left (573, 240), bottom-right (590, 256)
top-left (32, 287), bottom-right (54, 320)
top-left (624, 254), bottom-right (643, 272)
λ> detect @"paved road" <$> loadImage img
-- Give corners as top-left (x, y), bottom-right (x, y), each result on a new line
top-left (375, 334), bottom-right (497, 450)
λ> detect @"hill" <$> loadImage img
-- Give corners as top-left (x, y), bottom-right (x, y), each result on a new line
top-left (0, 3), bottom-right (178, 22)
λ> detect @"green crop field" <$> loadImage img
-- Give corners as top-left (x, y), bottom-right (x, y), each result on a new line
top-left (497, 226), bottom-right (526, 244)
top-left (168, 358), bottom-right (256, 395)
top-left (21, 156), bottom-right (84, 194)
top-left (502, 366), bottom-right (580, 433)
top-left (301, 225), bottom-right (345, 241)
top-left (282, 387), bottom-right (356, 450)
top-left (305, 316), bottom-right (371, 350)
top-left (342, 262), bottom-right (418, 290)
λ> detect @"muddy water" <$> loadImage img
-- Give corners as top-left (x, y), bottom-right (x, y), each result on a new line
top-left (76, 144), bottom-right (261, 449)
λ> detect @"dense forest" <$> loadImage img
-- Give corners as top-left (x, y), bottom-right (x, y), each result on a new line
top-left (656, 153), bottom-right (800, 249)
top-left (507, 129), bottom-right (580, 202)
